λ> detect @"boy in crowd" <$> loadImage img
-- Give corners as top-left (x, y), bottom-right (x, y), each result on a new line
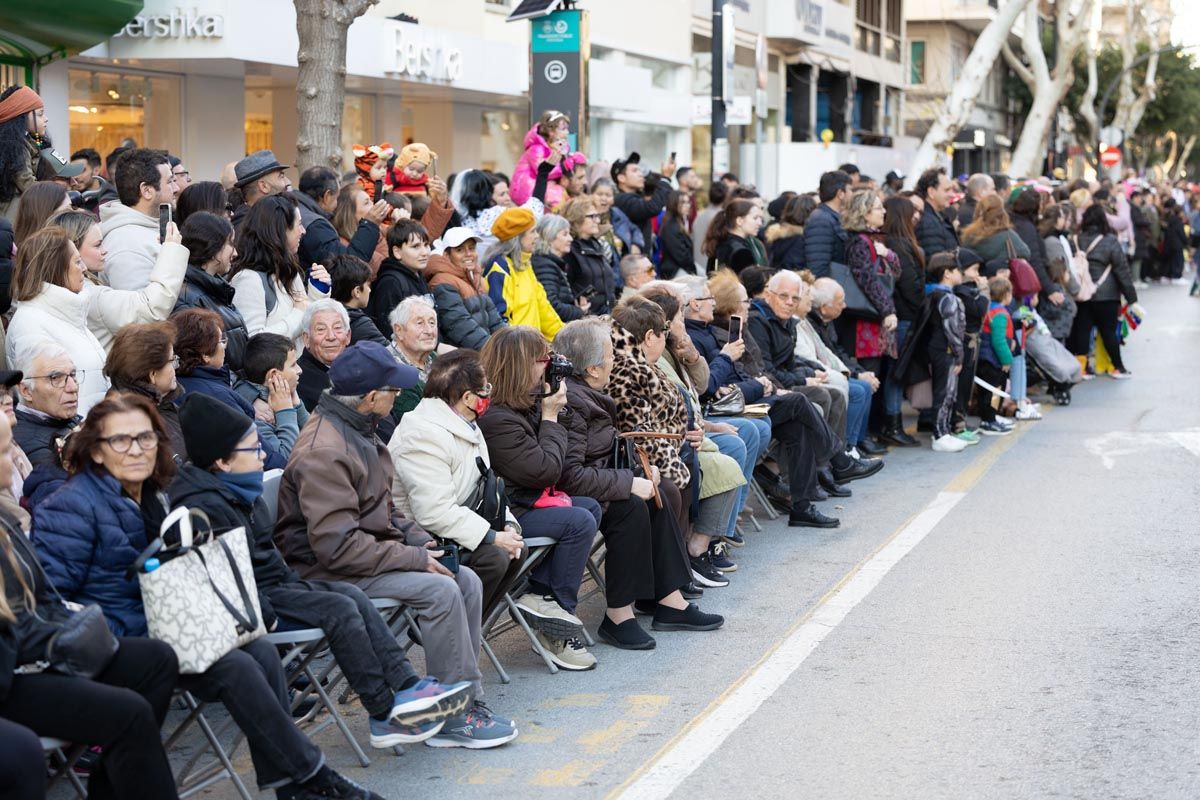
top-left (975, 276), bottom-right (1017, 435)
top-left (234, 333), bottom-right (309, 461)
top-left (926, 252), bottom-right (968, 453)
top-left (329, 254), bottom-right (389, 346)
top-left (951, 249), bottom-right (989, 445)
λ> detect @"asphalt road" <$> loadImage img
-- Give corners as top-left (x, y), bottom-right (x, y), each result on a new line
top-left (177, 281), bottom-right (1200, 800)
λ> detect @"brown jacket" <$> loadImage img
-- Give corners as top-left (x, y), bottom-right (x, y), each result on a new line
top-left (274, 393), bottom-right (431, 580)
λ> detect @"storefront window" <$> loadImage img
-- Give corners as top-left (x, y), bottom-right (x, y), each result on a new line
top-left (244, 88), bottom-right (273, 155)
top-left (69, 69), bottom-right (181, 157)
top-left (479, 110), bottom-right (524, 174)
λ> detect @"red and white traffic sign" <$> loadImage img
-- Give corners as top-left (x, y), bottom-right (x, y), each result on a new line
top-left (1100, 147), bottom-right (1122, 168)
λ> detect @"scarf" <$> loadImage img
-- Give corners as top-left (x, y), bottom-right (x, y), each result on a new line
top-left (217, 470), bottom-right (264, 507)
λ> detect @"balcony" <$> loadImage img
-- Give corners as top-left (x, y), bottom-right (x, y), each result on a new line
top-left (905, 0), bottom-right (1013, 32)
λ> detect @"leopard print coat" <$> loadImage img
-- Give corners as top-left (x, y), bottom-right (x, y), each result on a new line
top-left (607, 321), bottom-right (691, 487)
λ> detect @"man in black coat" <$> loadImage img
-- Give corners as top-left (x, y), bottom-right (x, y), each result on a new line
top-left (803, 170), bottom-right (852, 278)
top-left (915, 168), bottom-right (959, 259)
top-left (12, 346), bottom-right (81, 470)
top-left (612, 152), bottom-right (675, 248)
top-left (292, 166), bottom-right (384, 270)
top-left (957, 173), bottom-right (995, 229)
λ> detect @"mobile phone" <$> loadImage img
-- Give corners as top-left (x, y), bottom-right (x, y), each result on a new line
top-left (373, 180), bottom-right (384, 202)
top-left (158, 203), bottom-right (172, 243)
top-left (728, 314), bottom-right (743, 342)
top-left (435, 542), bottom-right (460, 574)
top-left (431, 156), bottom-right (438, 176)
top-left (670, 151), bottom-right (677, 163)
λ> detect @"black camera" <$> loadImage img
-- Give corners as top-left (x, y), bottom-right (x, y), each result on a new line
top-left (544, 353), bottom-right (574, 395)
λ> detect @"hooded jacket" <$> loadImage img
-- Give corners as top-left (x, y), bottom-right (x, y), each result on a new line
top-left (532, 252), bottom-right (585, 322)
top-left (99, 202), bottom-right (161, 291)
top-left (83, 241), bottom-right (188, 352)
top-left (766, 222), bottom-right (805, 271)
top-left (368, 256), bottom-right (429, 338)
top-left (390, 397), bottom-right (519, 550)
top-left (509, 125), bottom-right (586, 209)
top-left (565, 237), bottom-right (617, 315)
top-left (274, 392), bottom-right (432, 580)
top-left (485, 253), bottom-right (563, 341)
top-left (174, 266), bottom-right (250, 372)
top-left (426, 253), bottom-right (506, 349)
top-left (683, 317), bottom-right (765, 403)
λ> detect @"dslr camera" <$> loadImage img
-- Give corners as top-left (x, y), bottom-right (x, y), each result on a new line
top-left (544, 353), bottom-right (574, 394)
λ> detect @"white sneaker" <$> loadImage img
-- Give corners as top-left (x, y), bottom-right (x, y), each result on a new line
top-left (932, 434), bottom-right (968, 452)
top-left (1014, 406), bottom-right (1042, 421)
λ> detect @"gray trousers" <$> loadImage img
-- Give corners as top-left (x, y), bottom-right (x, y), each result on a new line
top-left (351, 566), bottom-right (485, 700)
top-left (793, 384), bottom-right (848, 449)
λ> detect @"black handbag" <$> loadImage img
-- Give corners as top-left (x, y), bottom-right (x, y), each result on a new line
top-left (831, 261), bottom-right (895, 320)
top-left (45, 604), bottom-right (119, 679)
top-left (704, 386), bottom-right (746, 417)
top-left (465, 456), bottom-right (508, 532)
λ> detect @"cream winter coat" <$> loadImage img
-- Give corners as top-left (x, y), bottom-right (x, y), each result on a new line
top-left (229, 270), bottom-right (328, 343)
top-left (389, 397), bottom-right (519, 551)
top-left (793, 317), bottom-right (849, 396)
top-left (6, 283), bottom-right (110, 414)
top-left (100, 202), bottom-right (161, 290)
top-left (83, 242), bottom-right (188, 351)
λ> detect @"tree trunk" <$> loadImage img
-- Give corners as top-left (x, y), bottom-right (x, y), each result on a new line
top-left (906, 0), bottom-right (1032, 186)
top-left (1171, 134), bottom-right (1197, 181)
top-left (1008, 79), bottom-right (1069, 177)
top-left (294, 0), bottom-right (378, 173)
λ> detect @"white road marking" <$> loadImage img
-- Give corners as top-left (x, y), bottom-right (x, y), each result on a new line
top-left (612, 490), bottom-right (967, 800)
top-left (1083, 429), bottom-right (1200, 469)
top-left (1169, 432), bottom-right (1200, 459)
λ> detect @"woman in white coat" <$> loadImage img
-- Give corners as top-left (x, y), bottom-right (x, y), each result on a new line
top-left (5, 227), bottom-right (109, 413)
top-left (388, 349), bottom-right (528, 618)
top-left (228, 194), bottom-right (330, 343)
top-left (49, 210), bottom-right (188, 352)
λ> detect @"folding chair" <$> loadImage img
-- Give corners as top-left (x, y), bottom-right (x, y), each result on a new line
top-left (164, 690), bottom-right (254, 800)
top-left (577, 530), bottom-right (608, 606)
top-left (262, 468), bottom-right (283, 522)
top-left (41, 738), bottom-right (87, 799)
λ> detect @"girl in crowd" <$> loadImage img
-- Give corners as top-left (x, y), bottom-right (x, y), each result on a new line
top-left (175, 211), bottom-right (250, 371)
top-left (701, 198), bottom-right (767, 274)
top-left (656, 190), bottom-right (696, 280)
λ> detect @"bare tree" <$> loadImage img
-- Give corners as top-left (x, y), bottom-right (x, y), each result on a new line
top-left (294, 0), bottom-right (379, 173)
top-left (906, 0), bottom-right (1033, 185)
top-left (1002, 0), bottom-right (1095, 178)
top-left (1110, 1), bottom-right (1168, 141)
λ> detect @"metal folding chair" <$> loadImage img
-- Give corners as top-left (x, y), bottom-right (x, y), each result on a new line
top-left (41, 738), bottom-right (87, 799)
top-left (164, 690), bottom-right (254, 800)
top-left (479, 537), bottom-right (560, 680)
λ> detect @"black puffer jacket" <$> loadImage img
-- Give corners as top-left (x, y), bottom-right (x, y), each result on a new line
top-left (368, 256), bottom-right (428, 338)
top-left (566, 237), bottom-right (616, 315)
top-left (13, 408), bottom-right (80, 470)
top-left (532, 252), bottom-right (584, 322)
top-left (766, 223), bottom-right (805, 270)
top-left (658, 217), bottom-right (695, 279)
top-left (293, 189), bottom-right (379, 271)
top-left (1078, 231), bottom-right (1137, 304)
top-left (915, 204), bottom-right (959, 259)
top-left (174, 267), bottom-right (250, 372)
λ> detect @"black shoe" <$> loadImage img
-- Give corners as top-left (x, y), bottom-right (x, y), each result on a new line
top-left (708, 541), bottom-right (737, 572)
top-left (598, 616), bottom-right (656, 649)
top-left (788, 503), bottom-right (840, 529)
top-left (652, 602), bottom-right (725, 632)
top-left (832, 457), bottom-right (884, 484)
top-left (681, 582), bottom-right (705, 600)
top-left (689, 553), bottom-right (730, 588)
top-left (808, 485), bottom-right (829, 502)
top-left (817, 467), bottom-right (852, 497)
top-left (755, 474), bottom-right (792, 507)
top-left (722, 529), bottom-right (745, 547)
top-left (877, 415), bottom-right (920, 447)
top-left (916, 418), bottom-right (935, 433)
top-left (856, 437), bottom-right (888, 457)
top-left (282, 766), bottom-right (384, 800)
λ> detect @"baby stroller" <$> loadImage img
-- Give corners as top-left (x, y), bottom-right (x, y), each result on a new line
top-left (1024, 314), bottom-right (1081, 405)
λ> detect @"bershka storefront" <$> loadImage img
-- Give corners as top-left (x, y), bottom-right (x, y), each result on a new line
top-left (43, 0), bottom-right (530, 182)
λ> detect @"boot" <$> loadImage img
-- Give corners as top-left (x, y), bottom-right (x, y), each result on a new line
top-left (877, 414), bottom-right (920, 448)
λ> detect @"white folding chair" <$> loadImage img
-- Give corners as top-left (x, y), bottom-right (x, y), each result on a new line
top-left (41, 737), bottom-right (87, 799)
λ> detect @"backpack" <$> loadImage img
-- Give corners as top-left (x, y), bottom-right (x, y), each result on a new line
top-left (1073, 235), bottom-right (1108, 302)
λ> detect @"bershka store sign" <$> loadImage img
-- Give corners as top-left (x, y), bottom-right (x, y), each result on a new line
top-left (117, 9), bottom-right (225, 39)
top-left (384, 23), bottom-right (464, 84)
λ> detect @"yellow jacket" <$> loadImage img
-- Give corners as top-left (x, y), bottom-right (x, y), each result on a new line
top-left (485, 252), bottom-right (563, 341)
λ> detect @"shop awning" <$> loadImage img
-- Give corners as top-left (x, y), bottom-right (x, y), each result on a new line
top-left (0, 0), bottom-right (142, 62)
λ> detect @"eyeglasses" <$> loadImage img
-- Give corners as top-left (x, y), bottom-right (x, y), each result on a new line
top-left (232, 443), bottom-right (265, 458)
top-left (99, 431), bottom-right (159, 453)
top-left (27, 370), bottom-right (83, 389)
top-left (173, 170), bottom-right (190, 180)
top-left (694, 296), bottom-right (716, 304)
top-left (769, 290), bottom-right (802, 303)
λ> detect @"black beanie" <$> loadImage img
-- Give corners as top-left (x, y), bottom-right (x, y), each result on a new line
top-left (179, 393), bottom-right (255, 468)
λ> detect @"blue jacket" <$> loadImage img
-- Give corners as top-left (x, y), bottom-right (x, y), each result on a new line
top-left (32, 470), bottom-right (167, 637)
top-left (177, 365), bottom-right (287, 469)
top-left (915, 204), bottom-right (959, 259)
top-left (803, 204), bottom-right (847, 278)
top-left (683, 318), bottom-right (764, 403)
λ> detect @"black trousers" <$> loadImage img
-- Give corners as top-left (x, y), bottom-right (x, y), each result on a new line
top-left (0, 717), bottom-right (44, 799)
top-left (178, 637), bottom-right (323, 790)
top-left (601, 495), bottom-right (691, 607)
top-left (461, 541), bottom-right (529, 619)
top-left (267, 579), bottom-right (419, 718)
top-left (974, 359), bottom-right (1007, 423)
top-left (1068, 299), bottom-right (1125, 372)
top-left (928, 347), bottom-right (958, 439)
top-left (952, 333), bottom-right (980, 430)
top-left (0, 637), bottom-right (178, 800)
top-left (768, 393), bottom-right (838, 503)
top-left (792, 384), bottom-right (847, 452)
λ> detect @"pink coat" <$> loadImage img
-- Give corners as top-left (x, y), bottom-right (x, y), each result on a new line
top-left (510, 125), bottom-right (586, 209)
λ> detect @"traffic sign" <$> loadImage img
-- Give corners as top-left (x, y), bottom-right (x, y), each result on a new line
top-left (1100, 147), bottom-right (1122, 168)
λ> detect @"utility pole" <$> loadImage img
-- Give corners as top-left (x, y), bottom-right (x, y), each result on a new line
top-left (711, 0), bottom-right (729, 182)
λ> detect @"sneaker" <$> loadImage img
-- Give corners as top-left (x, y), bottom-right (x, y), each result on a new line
top-left (515, 593), bottom-right (584, 639)
top-left (388, 677), bottom-right (472, 726)
top-left (1014, 405), bottom-right (1042, 420)
top-left (597, 616), bottom-right (656, 650)
top-left (689, 552), bottom-right (730, 588)
top-left (1108, 369), bottom-right (1133, 380)
top-left (651, 602), bottom-right (725, 632)
top-left (708, 541), bottom-right (737, 572)
top-left (954, 429), bottom-right (980, 446)
top-left (932, 434), bottom-right (968, 452)
top-left (370, 716), bottom-right (444, 748)
top-left (425, 701), bottom-right (518, 749)
top-left (533, 632), bottom-right (598, 671)
top-left (721, 529), bottom-right (746, 547)
top-left (996, 415), bottom-right (1015, 426)
top-left (977, 420), bottom-right (1013, 436)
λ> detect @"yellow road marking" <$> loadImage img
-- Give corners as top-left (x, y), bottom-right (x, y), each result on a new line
top-left (541, 693), bottom-right (608, 709)
top-left (459, 767), bottom-right (514, 786)
top-left (625, 694), bottom-right (671, 718)
top-left (578, 719), bottom-right (648, 755)
top-left (529, 760), bottom-right (603, 786)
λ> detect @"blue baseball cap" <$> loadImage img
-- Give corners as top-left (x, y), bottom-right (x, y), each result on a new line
top-left (328, 342), bottom-right (419, 395)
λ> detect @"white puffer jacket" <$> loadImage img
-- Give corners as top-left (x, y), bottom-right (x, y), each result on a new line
top-left (83, 242), bottom-right (188, 351)
top-left (389, 397), bottom-right (519, 551)
top-left (6, 283), bottom-right (110, 414)
top-left (100, 202), bottom-right (161, 290)
top-left (230, 270), bottom-right (328, 344)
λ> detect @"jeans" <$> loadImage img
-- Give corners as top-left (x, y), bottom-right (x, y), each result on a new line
top-left (267, 579), bottom-right (419, 719)
top-left (179, 638), bottom-right (324, 790)
top-left (1010, 353), bottom-right (1028, 402)
top-left (882, 320), bottom-right (911, 415)
top-left (516, 496), bottom-right (602, 614)
top-left (711, 415), bottom-right (770, 537)
top-left (846, 378), bottom-right (872, 447)
top-left (0, 638), bottom-right (179, 800)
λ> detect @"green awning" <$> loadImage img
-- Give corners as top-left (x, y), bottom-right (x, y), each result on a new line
top-left (0, 0), bottom-right (143, 62)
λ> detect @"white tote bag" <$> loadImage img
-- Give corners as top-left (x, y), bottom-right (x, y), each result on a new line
top-left (139, 507), bottom-right (265, 674)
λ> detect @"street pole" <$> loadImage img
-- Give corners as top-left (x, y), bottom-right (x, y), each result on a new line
top-left (711, 0), bottom-right (728, 183)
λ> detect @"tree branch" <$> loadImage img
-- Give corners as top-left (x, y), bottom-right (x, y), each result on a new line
top-left (1001, 40), bottom-right (1035, 87)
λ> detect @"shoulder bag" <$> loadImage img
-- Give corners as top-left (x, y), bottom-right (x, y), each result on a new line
top-left (703, 386), bottom-right (745, 417)
top-left (612, 431), bottom-right (684, 509)
top-left (465, 456), bottom-right (508, 532)
top-left (831, 235), bottom-right (896, 320)
top-left (1005, 236), bottom-right (1042, 298)
top-left (1072, 236), bottom-right (1107, 302)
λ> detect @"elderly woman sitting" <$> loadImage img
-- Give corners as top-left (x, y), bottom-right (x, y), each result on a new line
top-left (387, 294), bottom-right (440, 421)
top-left (553, 318), bottom-right (723, 650)
top-left (531, 213), bottom-right (588, 322)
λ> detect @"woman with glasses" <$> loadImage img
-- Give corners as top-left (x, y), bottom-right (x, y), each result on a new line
top-left (390, 349), bottom-right (529, 623)
top-left (531, 213), bottom-right (588, 322)
top-left (562, 197), bottom-right (617, 315)
top-left (31, 393), bottom-right (384, 800)
top-left (104, 322), bottom-right (187, 463)
top-left (484, 208), bottom-right (564, 343)
top-left (171, 308), bottom-right (288, 469)
top-left (175, 211), bottom-right (250, 371)
top-left (5, 226), bottom-right (110, 413)
top-left (387, 295), bottom-right (439, 422)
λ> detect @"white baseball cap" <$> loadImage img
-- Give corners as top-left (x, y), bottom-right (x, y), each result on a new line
top-left (433, 227), bottom-right (482, 254)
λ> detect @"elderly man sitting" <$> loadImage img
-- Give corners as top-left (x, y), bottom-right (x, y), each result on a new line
top-left (747, 270), bottom-right (882, 490)
top-left (274, 342), bottom-right (518, 750)
top-left (297, 299), bottom-right (351, 412)
top-left (387, 295), bottom-right (440, 422)
top-left (11, 342), bottom-right (85, 508)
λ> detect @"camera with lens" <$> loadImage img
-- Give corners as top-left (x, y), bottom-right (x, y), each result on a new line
top-left (544, 353), bottom-right (574, 395)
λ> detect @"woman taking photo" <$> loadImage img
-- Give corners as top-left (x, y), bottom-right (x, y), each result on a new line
top-left (229, 194), bottom-right (331, 341)
top-left (563, 197), bottom-right (615, 314)
top-left (701, 198), bottom-right (766, 274)
top-left (50, 209), bottom-right (188, 353)
top-left (390, 349), bottom-right (528, 622)
top-left (878, 195), bottom-right (924, 447)
top-left (30, 393), bottom-right (376, 800)
top-left (6, 226), bottom-right (109, 413)
top-left (175, 211), bottom-right (249, 371)
top-left (104, 322), bottom-right (187, 462)
top-left (1069, 204), bottom-right (1137, 379)
top-left (477, 326), bottom-right (602, 672)
top-left (531, 213), bottom-right (588, 322)
top-left (425, 227), bottom-right (507, 350)
top-left (484, 208), bottom-right (564, 342)
top-left (657, 190), bottom-right (696, 280)
top-left (553, 318), bottom-right (723, 649)
top-left (387, 295), bottom-right (439, 422)
top-left (332, 183), bottom-right (391, 276)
